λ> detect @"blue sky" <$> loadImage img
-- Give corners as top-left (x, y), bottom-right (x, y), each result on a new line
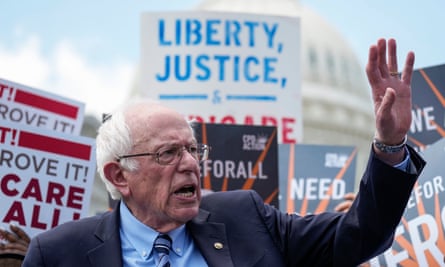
top-left (0, 0), bottom-right (443, 117)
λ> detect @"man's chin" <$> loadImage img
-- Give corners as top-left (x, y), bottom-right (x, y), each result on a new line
top-left (174, 206), bottom-right (200, 222)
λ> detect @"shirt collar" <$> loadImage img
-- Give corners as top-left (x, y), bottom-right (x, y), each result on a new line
top-left (119, 202), bottom-right (188, 259)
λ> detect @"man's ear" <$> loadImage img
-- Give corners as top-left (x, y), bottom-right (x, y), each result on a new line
top-left (103, 162), bottom-right (130, 196)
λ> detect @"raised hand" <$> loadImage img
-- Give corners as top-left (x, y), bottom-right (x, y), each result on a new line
top-left (365, 38), bottom-right (415, 164)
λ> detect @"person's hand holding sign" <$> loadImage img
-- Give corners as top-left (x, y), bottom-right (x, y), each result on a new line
top-left (0, 224), bottom-right (30, 257)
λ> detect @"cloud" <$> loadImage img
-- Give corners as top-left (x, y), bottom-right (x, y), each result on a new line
top-left (0, 35), bottom-right (136, 118)
top-left (0, 35), bottom-right (50, 86)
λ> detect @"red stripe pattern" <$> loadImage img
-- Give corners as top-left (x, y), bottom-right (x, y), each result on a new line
top-left (18, 131), bottom-right (92, 160)
top-left (14, 89), bottom-right (79, 119)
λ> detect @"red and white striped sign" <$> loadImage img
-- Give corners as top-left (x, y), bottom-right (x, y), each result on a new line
top-left (0, 78), bottom-right (85, 135)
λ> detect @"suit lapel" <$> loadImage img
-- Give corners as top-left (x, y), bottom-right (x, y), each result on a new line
top-left (87, 239), bottom-right (122, 267)
top-left (188, 209), bottom-right (235, 267)
top-left (87, 209), bottom-right (123, 267)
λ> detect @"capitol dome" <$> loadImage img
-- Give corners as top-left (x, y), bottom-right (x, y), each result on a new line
top-left (195, 0), bottom-right (375, 183)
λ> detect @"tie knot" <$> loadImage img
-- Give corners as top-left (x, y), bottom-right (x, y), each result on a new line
top-left (154, 234), bottom-right (172, 255)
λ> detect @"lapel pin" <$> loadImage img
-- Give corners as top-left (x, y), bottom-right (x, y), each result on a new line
top-left (214, 242), bottom-right (223, 250)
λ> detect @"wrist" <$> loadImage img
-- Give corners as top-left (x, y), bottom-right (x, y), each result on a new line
top-left (373, 135), bottom-right (407, 153)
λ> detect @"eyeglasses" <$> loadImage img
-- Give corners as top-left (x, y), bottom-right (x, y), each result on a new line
top-left (116, 144), bottom-right (210, 165)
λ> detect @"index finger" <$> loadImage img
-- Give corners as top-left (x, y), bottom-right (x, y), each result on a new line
top-left (10, 224), bottom-right (30, 243)
top-left (343, 192), bottom-right (356, 201)
top-left (0, 229), bottom-right (18, 243)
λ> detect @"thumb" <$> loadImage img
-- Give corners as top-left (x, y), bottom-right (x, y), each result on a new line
top-left (379, 87), bottom-right (396, 115)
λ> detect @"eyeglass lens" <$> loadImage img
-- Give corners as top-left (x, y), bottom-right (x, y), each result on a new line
top-left (157, 144), bottom-right (209, 165)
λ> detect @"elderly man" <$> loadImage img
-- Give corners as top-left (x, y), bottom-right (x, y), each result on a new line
top-left (23, 38), bottom-right (425, 267)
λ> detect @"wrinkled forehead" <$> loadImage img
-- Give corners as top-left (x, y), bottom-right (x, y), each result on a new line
top-left (125, 104), bottom-right (194, 144)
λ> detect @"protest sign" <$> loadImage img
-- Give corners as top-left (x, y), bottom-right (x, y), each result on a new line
top-left (409, 64), bottom-right (445, 151)
top-left (0, 121), bottom-right (96, 238)
top-left (369, 138), bottom-right (445, 266)
top-left (278, 144), bottom-right (356, 214)
top-left (140, 11), bottom-right (302, 144)
top-left (0, 78), bottom-right (85, 135)
top-left (194, 123), bottom-right (279, 207)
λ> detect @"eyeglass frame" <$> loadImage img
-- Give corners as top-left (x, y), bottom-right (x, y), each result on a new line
top-left (116, 143), bottom-right (210, 165)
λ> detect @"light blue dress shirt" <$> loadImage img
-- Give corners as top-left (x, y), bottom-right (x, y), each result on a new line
top-left (393, 147), bottom-right (411, 172)
top-left (119, 202), bottom-right (208, 267)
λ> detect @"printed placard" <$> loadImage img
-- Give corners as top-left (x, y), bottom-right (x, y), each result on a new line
top-left (409, 64), bottom-right (445, 151)
top-left (279, 144), bottom-right (357, 214)
top-left (0, 77), bottom-right (85, 135)
top-left (140, 11), bottom-right (302, 144)
top-left (0, 121), bottom-right (96, 238)
top-left (194, 123), bottom-right (279, 207)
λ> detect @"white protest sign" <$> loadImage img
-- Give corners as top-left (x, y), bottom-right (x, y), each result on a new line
top-left (0, 121), bottom-right (96, 238)
top-left (0, 77), bottom-right (85, 135)
top-left (140, 11), bottom-right (302, 144)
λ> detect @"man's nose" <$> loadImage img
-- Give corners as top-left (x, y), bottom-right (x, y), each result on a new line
top-left (178, 147), bottom-right (198, 164)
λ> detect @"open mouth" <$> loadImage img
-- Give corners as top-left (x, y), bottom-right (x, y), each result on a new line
top-left (174, 185), bottom-right (196, 198)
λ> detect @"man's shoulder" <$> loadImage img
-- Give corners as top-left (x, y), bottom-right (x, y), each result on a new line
top-left (200, 189), bottom-right (262, 209)
top-left (202, 189), bottom-right (259, 200)
top-left (35, 210), bottom-right (114, 241)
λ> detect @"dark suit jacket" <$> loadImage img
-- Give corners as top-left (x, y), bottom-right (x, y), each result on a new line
top-left (23, 146), bottom-right (425, 267)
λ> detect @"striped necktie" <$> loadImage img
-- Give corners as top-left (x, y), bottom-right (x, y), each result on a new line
top-left (154, 234), bottom-right (172, 267)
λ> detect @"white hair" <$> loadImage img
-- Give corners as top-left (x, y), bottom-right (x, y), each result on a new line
top-left (96, 97), bottom-right (196, 200)
top-left (96, 98), bottom-right (159, 199)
